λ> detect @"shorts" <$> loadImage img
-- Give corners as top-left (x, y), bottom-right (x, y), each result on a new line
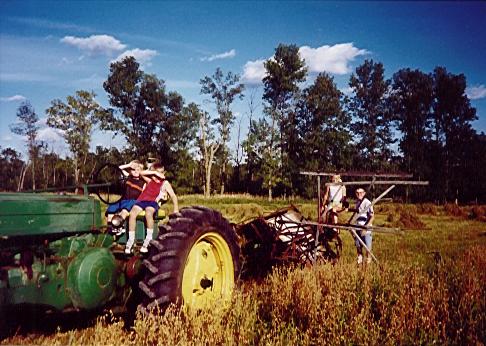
top-left (106, 199), bottom-right (137, 215)
top-left (135, 201), bottom-right (159, 212)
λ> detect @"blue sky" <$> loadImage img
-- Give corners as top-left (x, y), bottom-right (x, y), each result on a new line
top-left (1, 1), bottom-right (485, 159)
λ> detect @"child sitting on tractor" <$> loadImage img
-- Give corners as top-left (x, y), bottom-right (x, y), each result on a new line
top-left (106, 160), bottom-right (145, 235)
top-left (125, 163), bottom-right (179, 254)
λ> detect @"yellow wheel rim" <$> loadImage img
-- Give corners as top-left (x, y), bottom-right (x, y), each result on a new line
top-left (182, 231), bottom-right (235, 310)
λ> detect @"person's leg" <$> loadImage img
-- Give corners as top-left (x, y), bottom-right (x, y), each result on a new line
top-left (119, 209), bottom-right (130, 219)
top-left (355, 230), bottom-right (363, 263)
top-left (105, 202), bottom-right (121, 225)
top-left (365, 231), bottom-right (373, 263)
top-left (126, 205), bottom-right (143, 253)
top-left (141, 207), bottom-right (156, 252)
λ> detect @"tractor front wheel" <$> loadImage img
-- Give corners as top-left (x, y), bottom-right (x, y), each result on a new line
top-left (138, 206), bottom-right (240, 312)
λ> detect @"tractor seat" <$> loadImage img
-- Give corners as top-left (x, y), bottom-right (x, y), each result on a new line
top-left (137, 208), bottom-right (166, 221)
top-left (136, 200), bottom-right (167, 220)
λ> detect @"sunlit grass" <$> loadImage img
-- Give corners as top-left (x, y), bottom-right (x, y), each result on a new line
top-left (3, 197), bottom-right (485, 345)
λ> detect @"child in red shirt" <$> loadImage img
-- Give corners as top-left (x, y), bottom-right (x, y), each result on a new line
top-left (125, 163), bottom-right (178, 254)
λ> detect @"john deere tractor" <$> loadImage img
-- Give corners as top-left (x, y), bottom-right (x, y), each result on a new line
top-left (0, 165), bottom-right (240, 334)
top-left (0, 163), bottom-right (346, 336)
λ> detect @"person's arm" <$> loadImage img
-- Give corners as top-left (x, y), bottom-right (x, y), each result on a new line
top-left (340, 186), bottom-right (348, 210)
top-left (165, 183), bottom-right (179, 213)
top-left (320, 186), bottom-right (330, 212)
top-left (365, 203), bottom-right (374, 226)
top-left (141, 169), bottom-right (165, 180)
top-left (119, 162), bottom-right (132, 177)
top-left (141, 175), bottom-right (152, 183)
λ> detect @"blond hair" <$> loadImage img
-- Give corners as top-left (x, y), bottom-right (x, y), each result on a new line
top-left (332, 174), bottom-right (342, 183)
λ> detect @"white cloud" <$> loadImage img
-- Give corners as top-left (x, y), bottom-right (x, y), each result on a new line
top-left (466, 85), bottom-right (486, 100)
top-left (113, 48), bottom-right (158, 66)
top-left (0, 72), bottom-right (53, 82)
top-left (0, 95), bottom-right (27, 102)
top-left (299, 43), bottom-right (368, 75)
top-left (37, 127), bottom-right (63, 142)
top-left (200, 49), bottom-right (236, 62)
top-left (61, 35), bottom-right (127, 56)
top-left (242, 59), bottom-right (267, 84)
top-left (340, 87), bottom-right (354, 96)
top-left (9, 16), bottom-right (93, 33)
top-left (242, 43), bottom-right (368, 85)
top-left (69, 74), bottom-right (105, 89)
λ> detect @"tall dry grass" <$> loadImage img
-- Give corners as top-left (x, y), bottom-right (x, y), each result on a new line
top-left (6, 248), bottom-right (484, 345)
top-left (2, 197), bottom-right (486, 345)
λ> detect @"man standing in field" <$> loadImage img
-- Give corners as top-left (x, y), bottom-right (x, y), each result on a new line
top-left (352, 188), bottom-right (374, 264)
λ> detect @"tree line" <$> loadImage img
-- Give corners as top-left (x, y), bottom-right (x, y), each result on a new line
top-left (2, 43), bottom-right (485, 203)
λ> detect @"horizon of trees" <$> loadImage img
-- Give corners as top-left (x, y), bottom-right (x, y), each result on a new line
top-left (2, 43), bottom-right (485, 204)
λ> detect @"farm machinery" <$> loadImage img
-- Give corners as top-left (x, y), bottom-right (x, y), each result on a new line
top-left (0, 164), bottom-right (426, 336)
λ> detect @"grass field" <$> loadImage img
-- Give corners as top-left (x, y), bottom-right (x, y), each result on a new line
top-left (2, 195), bottom-right (486, 345)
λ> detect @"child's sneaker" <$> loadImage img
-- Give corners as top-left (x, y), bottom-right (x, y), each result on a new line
top-left (357, 254), bottom-right (363, 264)
top-left (114, 228), bottom-right (126, 237)
top-left (140, 245), bottom-right (149, 254)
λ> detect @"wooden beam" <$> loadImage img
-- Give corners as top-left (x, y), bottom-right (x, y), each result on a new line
top-left (325, 180), bottom-right (429, 186)
top-left (300, 171), bottom-right (413, 178)
top-left (301, 221), bottom-right (402, 234)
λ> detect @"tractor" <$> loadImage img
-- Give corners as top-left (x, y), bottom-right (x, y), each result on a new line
top-left (0, 164), bottom-right (241, 336)
top-left (1, 165), bottom-right (417, 336)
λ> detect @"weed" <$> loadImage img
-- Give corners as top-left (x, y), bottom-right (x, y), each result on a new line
top-left (3, 197), bottom-right (485, 345)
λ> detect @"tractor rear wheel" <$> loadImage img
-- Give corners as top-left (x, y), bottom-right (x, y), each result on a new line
top-left (138, 206), bottom-right (240, 312)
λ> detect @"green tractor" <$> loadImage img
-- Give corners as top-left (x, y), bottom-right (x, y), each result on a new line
top-left (0, 164), bottom-right (349, 336)
top-left (0, 165), bottom-right (240, 334)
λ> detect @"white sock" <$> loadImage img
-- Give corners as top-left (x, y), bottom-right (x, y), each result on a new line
top-left (126, 231), bottom-right (136, 250)
top-left (143, 228), bottom-right (153, 247)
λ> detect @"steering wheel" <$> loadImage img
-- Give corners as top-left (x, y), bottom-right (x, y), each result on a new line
top-left (92, 163), bottom-right (127, 205)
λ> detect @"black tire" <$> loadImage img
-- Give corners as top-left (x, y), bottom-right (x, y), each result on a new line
top-left (138, 206), bottom-right (240, 312)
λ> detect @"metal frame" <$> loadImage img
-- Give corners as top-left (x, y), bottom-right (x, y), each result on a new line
top-left (300, 171), bottom-right (429, 264)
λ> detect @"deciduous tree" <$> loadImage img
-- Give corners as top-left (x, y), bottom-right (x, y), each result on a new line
top-left (0, 147), bottom-right (24, 191)
top-left (46, 90), bottom-right (106, 184)
top-left (297, 73), bottom-right (353, 171)
top-left (102, 56), bottom-right (189, 169)
top-left (188, 103), bottom-right (219, 198)
top-left (263, 44), bottom-right (307, 199)
top-left (349, 59), bottom-right (394, 170)
top-left (200, 68), bottom-right (244, 195)
top-left (390, 68), bottom-right (434, 179)
top-left (432, 67), bottom-right (477, 201)
top-left (9, 101), bottom-right (40, 190)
